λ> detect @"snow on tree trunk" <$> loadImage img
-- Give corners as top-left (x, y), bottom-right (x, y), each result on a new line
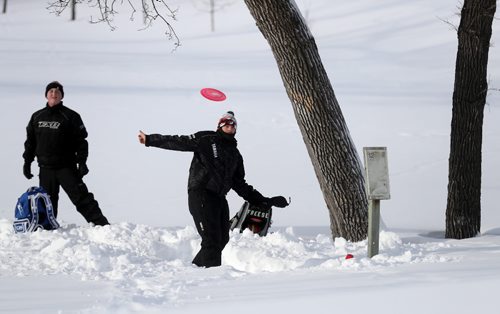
top-left (244, 0), bottom-right (368, 241)
top-left (446, 0), bottom-right (496, 239)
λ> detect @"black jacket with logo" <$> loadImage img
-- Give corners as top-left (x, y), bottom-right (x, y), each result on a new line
top-left (23, 103), bottom-right (88, 168)
top-left (146, 130), bottom-right (265, 203)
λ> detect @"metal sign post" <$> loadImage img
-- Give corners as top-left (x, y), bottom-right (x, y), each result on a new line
top-left (363, 147), bottom-right (390, 258)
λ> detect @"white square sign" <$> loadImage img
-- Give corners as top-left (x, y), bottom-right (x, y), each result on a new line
top-left (363, 147), bottom-right (391, 200)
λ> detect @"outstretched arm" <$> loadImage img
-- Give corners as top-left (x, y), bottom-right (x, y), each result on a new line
top-left (138, 130), bottom-right (199, 152)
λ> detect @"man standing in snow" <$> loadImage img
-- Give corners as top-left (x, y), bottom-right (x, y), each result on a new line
top-left (138, 111), bottom-right (288, 268)
top-left (22, 81), bottom-right (109, 226)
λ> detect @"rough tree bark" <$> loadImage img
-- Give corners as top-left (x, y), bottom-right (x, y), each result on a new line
top-left (244, 0), bottom-right (368, 241)
top-left (446, 0), bottom-right (496, 239)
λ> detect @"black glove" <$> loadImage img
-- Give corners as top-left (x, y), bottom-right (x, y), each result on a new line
top-left (259, 196), bottom-right (289, 209)
top-left (23, 162), bottom-right (33, 179)
top-left (269, 196), bottom-right (289, 208)
top-left (78, 163), bottom-right (89, 177)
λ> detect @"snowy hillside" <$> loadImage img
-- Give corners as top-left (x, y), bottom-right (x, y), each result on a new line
top-left (1, 0), bottom-right (499, 313)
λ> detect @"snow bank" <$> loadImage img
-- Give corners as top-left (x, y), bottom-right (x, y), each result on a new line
top-left (0, 219), bottom-right (457, 306)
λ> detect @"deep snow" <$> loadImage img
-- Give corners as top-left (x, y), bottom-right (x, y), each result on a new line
top-left (1, 0), bottom-right (499, 313)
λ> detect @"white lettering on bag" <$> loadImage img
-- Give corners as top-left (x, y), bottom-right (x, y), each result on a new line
top-left (248, 209), bottom-right (270, 219)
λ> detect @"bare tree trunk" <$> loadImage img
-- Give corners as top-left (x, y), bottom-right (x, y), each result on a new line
top-left (143, 0), bottom-right (147, 25)
top-left (2, 0), bottom-right (7, 14)
top-left (244, 0), bottom-right (368, 241)
top-left (446, 0), bottom-right (496, 239)
top-left (210, 0), bottom-right (215, 32)
top-left (71, 0), bottom-right (76, 21)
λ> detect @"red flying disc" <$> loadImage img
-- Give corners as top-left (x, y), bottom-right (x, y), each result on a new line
top-left (345, 254), bottom-right (354, 260)
top-left (200, 88), bottom-right (226, 102)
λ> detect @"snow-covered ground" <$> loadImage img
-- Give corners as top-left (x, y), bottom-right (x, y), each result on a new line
top-left (1, 0), bottom-right (499, 313)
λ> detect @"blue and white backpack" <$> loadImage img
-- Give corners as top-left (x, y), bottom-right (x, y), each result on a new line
top-left (13, 186), bottom-right (60, 233)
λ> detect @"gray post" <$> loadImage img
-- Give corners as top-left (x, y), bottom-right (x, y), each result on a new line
top-left (368, 199), bottom-right (380, 258)
top-left (3, 0), bottom-right (7, 14)
top-left (363, 147), bottom-right (390, 258)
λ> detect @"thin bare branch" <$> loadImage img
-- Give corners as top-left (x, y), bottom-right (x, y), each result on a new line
top-left (46, 0), bottom-right (180, 47)
top-left (438, 16), bottom-right (459, 31)
top-left (148, 0), bottom-right (180, 48)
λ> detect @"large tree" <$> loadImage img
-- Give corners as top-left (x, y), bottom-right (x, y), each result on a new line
top-left (446, 0), bottom-right (496, 239)
top-left (47, 0), bottom-right (369, 241)
top-left (244, 0), bottom-right (368, 241)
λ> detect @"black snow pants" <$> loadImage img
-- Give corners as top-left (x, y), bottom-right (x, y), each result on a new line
top-left (39, 167), bottom-right (109, 226)
top-left (188, 189), bottom-right (230, 268)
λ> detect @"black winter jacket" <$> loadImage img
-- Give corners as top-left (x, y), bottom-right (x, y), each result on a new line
top-left (23, 103), bottom-right (88, 168)
top-left (146, 130), bottom-right (266, 203)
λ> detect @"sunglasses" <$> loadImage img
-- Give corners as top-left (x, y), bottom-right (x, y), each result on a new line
top-left (219, 119), bottom-right (236, 128)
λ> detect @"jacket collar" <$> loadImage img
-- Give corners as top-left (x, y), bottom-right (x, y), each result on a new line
top-left (45, 101), bottom-right (64, 112)
top-left (216, 129), bottom-right (237, 145)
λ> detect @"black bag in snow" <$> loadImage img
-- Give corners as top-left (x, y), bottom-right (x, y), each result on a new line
top-left (229, 201), bottom-right (272, 236)
top-left (13, 186), bottom-right (60, 233)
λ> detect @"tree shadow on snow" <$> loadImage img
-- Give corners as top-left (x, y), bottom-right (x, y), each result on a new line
top-left (419, 230), bottom-right (446, 239)
top-left (483, 228), bottom-right (500, 236)
top-left (420, 228), bottom-right (500, 238)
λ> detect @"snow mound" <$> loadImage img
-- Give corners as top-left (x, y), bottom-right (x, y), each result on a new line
top-left (0, 219), bottom-right (456, 305)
